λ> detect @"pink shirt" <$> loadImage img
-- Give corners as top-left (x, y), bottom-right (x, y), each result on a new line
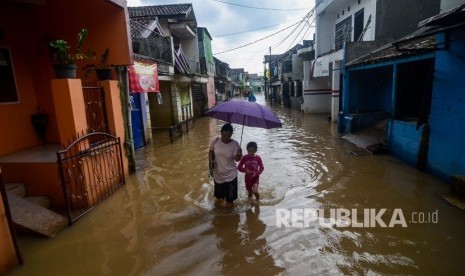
top-left (210, 138), bottom-right (240, 183)
top-left (238, 154), bottom-right (264, 181)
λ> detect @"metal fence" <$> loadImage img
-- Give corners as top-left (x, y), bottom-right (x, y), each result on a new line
top-left (151, 118), bottom-right (195, 143)
top-left (57, 132), bottom-right (125, 224)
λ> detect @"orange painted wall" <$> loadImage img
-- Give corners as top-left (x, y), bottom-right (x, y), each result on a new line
top-left (1, 162), bottom-right (64, 206)
top-left (0, 6), bottom-right (41, 156)
top-left (0, 0), bottom-right (132, 156)
top-left (0, 193), bottom-right (17, 274)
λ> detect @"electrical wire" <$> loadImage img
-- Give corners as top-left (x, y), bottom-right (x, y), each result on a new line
top-left (213, 17), bottom-right (303, 37)
top-left (213, 20), bottom-right (302, 55)
top-left (211, 0), bottom-right (312, 11)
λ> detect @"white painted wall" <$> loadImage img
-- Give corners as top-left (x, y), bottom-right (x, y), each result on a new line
top-left (441, 0), bottom-right (465, 11)
top-left (181, 37), bottom-right (199, 62)
top-left (316, 0), bottom-right (376, 57)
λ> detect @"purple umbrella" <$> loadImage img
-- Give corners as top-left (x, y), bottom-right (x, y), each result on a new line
top-left (205, 100), bottom-right (282, 145)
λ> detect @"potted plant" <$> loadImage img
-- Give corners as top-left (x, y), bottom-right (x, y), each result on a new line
top-left (84, 48), bottom-right (113, 81)
top-left (49, 28), bottom-right (95, 79)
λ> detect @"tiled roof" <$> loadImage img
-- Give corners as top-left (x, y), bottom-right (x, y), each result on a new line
top-left (346, 35), bottom-right (436, 67)
top-left (128, 4), bottom-right (192, 18)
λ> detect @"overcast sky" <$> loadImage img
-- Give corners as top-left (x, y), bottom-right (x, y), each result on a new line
top-left (127, 0), bottom-right (316, 75)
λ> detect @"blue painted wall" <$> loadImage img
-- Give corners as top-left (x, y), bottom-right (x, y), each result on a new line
top-left (428, 28), bottom-right (465, 180)
top-left (387, 120), bottom-right (423, 166)
top-left (348, 67), bottom-right (393, 114)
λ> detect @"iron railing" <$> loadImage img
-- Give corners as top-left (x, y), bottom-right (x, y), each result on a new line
top-left (57, 132), bottom-right (125, 224)
top-left (82, 85), bottom-right (109, 134)
top-left (151, 118), bottom-right (195, 143)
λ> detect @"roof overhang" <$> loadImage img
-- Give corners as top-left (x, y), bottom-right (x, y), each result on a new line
top-left (169, 22), bottom-right (196, 38)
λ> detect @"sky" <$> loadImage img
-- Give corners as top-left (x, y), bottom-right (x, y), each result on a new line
top-left (127, 0), bottom-right (316, 75)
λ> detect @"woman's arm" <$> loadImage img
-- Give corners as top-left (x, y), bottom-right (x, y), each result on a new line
top-left (234, 147), bottom-right (242, 162)
top-left (237, 156), bottom-right (246, 173)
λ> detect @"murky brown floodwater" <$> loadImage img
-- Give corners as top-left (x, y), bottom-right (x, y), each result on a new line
top-left (9, 94), bottom-right (465, 275)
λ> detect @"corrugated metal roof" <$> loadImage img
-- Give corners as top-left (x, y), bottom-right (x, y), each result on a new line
top-left (346, 35), bottom-right (436, 67)
top-left (128, 4), bottom-right (192, 18)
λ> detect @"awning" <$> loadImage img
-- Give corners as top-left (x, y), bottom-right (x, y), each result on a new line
top-left (129, 60), bottom-right (159, 93)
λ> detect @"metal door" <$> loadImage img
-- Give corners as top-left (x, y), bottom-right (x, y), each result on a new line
top-left (130, 93), bottom-right (145, 149)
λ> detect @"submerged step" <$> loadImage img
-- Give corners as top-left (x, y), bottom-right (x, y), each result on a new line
top-left (5, 183), bottom-right (26, 197)
top-left (25, 196), bottom-right (51, 209)
top-left (7, 193), bottom-right (67, 238)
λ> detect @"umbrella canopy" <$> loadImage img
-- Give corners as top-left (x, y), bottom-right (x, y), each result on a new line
top-left (205, 100), bottom-right (282, 145)
top-left (205, 100), bottom-right (282, 129)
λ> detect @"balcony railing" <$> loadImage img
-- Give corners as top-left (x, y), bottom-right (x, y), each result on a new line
top-left (188, 59), bottom-right (200, 75)
top-left (132, 33), bottom-right (173, 64)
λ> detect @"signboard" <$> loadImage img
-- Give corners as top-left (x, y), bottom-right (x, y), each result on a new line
top-left (129, 61), bottom-right (159, 93)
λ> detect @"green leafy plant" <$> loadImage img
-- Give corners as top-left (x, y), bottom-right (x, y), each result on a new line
top-left (84, 48), bottom-right (111, 70)
top-left (49, 28), bottom-right (95, 64)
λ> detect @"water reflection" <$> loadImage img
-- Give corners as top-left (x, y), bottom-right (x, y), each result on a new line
top-left (8, 94), bottom-right (465, 275)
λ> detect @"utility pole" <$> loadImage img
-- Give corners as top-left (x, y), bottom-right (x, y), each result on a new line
top-left (269, 46), bottom-right (272, 105)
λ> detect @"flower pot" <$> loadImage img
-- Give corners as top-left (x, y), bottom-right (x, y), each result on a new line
top-left (96, 68), bottom-right (113, 81)
top-left (53, 64), bottom-right (77, 79)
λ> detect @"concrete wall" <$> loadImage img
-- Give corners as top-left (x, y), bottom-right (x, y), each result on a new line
top-left (0, 192), bottom-right (17, 274)
top-left (316, 0), bottom-right (376, 56)
top-left (149, 81), bottom-right (174, 127)
top-left (375, 0), bottom-right (440, 43)
top-left (428, 29), bottom-right (465, 180)
top-left (387, 120), bottom-right (423, 167)
top-left (347, 66), bottom-right (392, 114)
top-left (207, 76), bottom-right (216, 108)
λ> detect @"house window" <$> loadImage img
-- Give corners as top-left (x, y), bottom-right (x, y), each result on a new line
top-left (354, 8), bottom-right (364, 41)
top-left (335, 16), bottom-right (352, 50)
top-left (283, 60), bottom-right (292, 73)
top-left (342, 10), bottom-right (345, 16)
top-left (0, 47), bottom-right (19, 103)
top-left (358, 0), bottom-right (361, 4)
top-left (395, 59), bottom-right (434, 121)
top-left (348, 6), bottom-right (350, 12)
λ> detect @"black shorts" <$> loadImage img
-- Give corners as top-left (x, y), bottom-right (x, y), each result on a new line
top-left (214, 177), bottom-right (238, 203)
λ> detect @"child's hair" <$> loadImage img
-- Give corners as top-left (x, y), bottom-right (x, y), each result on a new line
top-left (247, 141), bottom-right (258, 151)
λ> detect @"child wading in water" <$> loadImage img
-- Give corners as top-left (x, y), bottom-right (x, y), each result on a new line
top-left (238, 142), bottom-right (264, 200)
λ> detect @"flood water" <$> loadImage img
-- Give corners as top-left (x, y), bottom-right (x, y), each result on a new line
top-left (9, 94), bottom-right (465, 275)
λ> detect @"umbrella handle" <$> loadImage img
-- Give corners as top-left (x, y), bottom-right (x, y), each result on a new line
top-left (240, 117), bottom-right (245, 146)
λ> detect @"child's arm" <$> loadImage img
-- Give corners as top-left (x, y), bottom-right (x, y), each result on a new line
top-left (257, 156), bottom-right (265, 175)
top-left (237, 156), bottom-right (246, 173)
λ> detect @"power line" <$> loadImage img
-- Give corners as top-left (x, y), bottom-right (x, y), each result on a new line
top-left (212, 0), bottom-right (312, 11)
top-left (214, 20), bottom-right (302, 55)
top-left (213, 18), bottom-right (302, 38)
top-left (282, 16), bottom-right (315, 53)
top-left (271, 9), bottom-right (314, 51)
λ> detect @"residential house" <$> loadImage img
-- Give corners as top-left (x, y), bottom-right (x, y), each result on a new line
top-left (214, 57), bottom-right (231, 101)
top-left (230, 68), bottom-right (250, 97)
top-left (304, 0), bottom-right (440, 121)
top-left (263, 44), bottom-right (305, 110)
top-left (263, 54), bottom-right (282, 103)
top-left (129, 4), bottom-right (206, 142)
top-left (298, 39), bottom-right (316, 110)
top-left (248, 73), bottom-right (264, 94)
top-left (197, 27), bottom-right (216, 115)
top-left (0, 0), bottom-right (132, 273)
top-left (339, 1), bottom-right (465, 181)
